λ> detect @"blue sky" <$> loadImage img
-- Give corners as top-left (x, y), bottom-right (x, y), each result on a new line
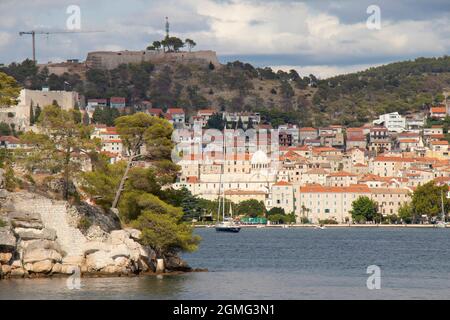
top-left (0, 0), bottom-right (449, 78)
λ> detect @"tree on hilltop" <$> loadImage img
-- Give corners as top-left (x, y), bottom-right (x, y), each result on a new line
top-left (185, 39), bottom-right (196, 52)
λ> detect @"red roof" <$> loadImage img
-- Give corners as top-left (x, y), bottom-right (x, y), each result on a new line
top-left (148, 108), bottom-right (163, 115)
top-left (300, 184), bottom-right (370, 193)
top-left (431, 107), bottom-right (446, 114)
top-left (328, 171), bottom-right (357, 177)
top-left (0, 136), bottom-right (20, 144)
top-left (347, 136), bottom-right (366, 141)
top-left (273, 181), bottom-right (292, 186)
top-left (431, 140), bottom-right (449, 145)
top-left (166, 108), bottom-right (185, 114)
top-left (110, 97), bottom-right (126, 103)
top-left (299, 127), bottom-right (317, 132)
top-left (187, 176), bottom-right (199, 183)
top-left (198, 109), bottom-right (215, 115)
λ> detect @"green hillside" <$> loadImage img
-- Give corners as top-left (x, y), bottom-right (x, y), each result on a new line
top-left (2, 55), bottom-right (450, 127)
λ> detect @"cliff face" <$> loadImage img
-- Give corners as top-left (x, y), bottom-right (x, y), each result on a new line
top-left (0, 190), bottom-right (191, 279)
top-left (86, 50), bottom-right (220, 70)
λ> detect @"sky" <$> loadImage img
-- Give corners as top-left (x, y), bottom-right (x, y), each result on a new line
top-left (0, 0), bottom-right (449, 78)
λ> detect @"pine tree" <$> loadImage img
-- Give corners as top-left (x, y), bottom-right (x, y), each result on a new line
top-left (82, 111), bottom-right (90, 125)
top-left (29, 103), bottom-right (35, 125)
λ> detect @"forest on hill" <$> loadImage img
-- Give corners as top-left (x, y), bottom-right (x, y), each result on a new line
top-left (2, 55), bottom-right (450, 127)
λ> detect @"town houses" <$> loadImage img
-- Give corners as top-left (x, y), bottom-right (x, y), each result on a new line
top-left (169, 103), bottom-right (450, 224)
top-left (2, 86), bottom-right (450, 224)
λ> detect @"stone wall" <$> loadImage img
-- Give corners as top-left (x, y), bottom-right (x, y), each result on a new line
top-left (0, 190), bottom-right (162, 279)
top-left (86, 50), bottom-right (220, 70)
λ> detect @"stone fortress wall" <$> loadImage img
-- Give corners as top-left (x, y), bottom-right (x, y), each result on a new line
top-left (86, 50), bottom-right (220, 70)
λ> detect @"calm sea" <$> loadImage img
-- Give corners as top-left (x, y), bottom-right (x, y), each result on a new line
top-left (1, 228), bottom-right (449, 300)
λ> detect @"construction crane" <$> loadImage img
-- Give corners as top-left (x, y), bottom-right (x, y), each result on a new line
top-left (19, 30), bottom-right (103, 63)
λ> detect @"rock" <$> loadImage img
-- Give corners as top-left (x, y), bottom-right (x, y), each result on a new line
top-left (8, 211), bottom-right (43, 229)
top-left (0, 227), bottom-right (16, 252)
top-left (0, 252), bottom-right (12, 264)
top-left (21, 239), bottom-right (62, 253)
top-left (60, 265), bottom-right (80, 275)
top-left (110, 230), bottom-right (130, 245)
top-left (62, 255), bottom-right (85, 266)
top-left (85, 251), bottom-right (114, 271)
top-left (24, 262), bottom-right (34, 272)
top-left (85, 225), bottom-right (109, 242)
top-left (0, 189), bottom-right (8, 199)
top-left (32, 260), bottom-right (54, 273)
top-left (1, 264), bottom-right (11, 275)
top-left (101, 265), bottom-right (122, 274)
top-left (74, 202), bottom-right (121, 234)
top-left (137, 257), bottom-right (150, 272)
top-left (110, 244), bottom-right (130, 259)
top-left (164, 254), bottom-right (192, 272)
top-left (10, 267), bottom-right (26, 277)
top-left (114, 256), bottom-right (130, 268)
top-left (0, 168), bottom-right (5, 189)
top-left (124, 228), bottom-right (142, 240)
top-left (14, 228), bottom-right (57, 241)
top-left (11, 260), bottom-right (22, 269)
top-left (82, 241), bottom-right (111, 255)
top-left (23, 248), bottom-right (62, 264)
top-left (51, 263), bottom-right (62, 274)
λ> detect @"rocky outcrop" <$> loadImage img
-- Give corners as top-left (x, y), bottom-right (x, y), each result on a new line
top-left (0, 190), bottom-right (191, 279)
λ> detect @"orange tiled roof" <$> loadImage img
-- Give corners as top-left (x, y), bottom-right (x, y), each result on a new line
top-left (300, 184), bottom-right (370, 193)
top-left (431, 107), bottom-right (446, 113)
top-left (273, 181), bottom-right (292, 186)
top-left (328, 171), bottom-right (357, 177)
top-left (166, 108), bottom-right (185, 114)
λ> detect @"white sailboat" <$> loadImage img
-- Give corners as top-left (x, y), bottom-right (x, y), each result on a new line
top-left (436, 190), bottom-right (447, 228)
top-left (214, 136), bottom-right (241, 233)
top-left (215, 188), bottom-right (241, 233)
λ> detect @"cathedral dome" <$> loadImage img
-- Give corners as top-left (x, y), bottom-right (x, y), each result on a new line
top-left (251, 150), bottom-right (270, 165)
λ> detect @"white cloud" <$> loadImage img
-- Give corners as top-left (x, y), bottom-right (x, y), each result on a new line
top-left (0, 0), bottom-right (449, 73)
top-left (0, 32), bottom-right (12, 48)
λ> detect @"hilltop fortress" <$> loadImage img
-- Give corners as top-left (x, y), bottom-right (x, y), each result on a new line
top-left (85, 50), bottom-right (220, 70)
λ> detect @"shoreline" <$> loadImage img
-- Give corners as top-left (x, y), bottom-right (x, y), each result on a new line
top-left (0, 268), bottom-right (208, 281)
top-left (194, 224), bottom-right (447, 229)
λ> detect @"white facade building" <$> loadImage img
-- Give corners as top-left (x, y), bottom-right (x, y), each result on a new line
top-left (373, 112), bottom-right (406, 133)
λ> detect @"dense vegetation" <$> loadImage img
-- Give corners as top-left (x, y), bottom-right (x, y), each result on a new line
top-left (2, 56), bottom-right (450, 127)
top-left (313, 56), bottom-right (450, 126)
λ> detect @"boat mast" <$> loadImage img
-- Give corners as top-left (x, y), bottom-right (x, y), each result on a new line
top-left (441, 189), bottom-right (445, 222)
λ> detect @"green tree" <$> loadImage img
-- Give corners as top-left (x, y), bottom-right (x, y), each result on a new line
top-left (0, 122), bottom-right (12, 136)
top-left (0, 72), bottom-right (21, 107)
top-left (20, 104), bottom-right (100, 199)
top-left (185, 39), bottom-right (196, 52)
top-left (205, 113), bottom-right (225, 130)
top-left (409, 181), bottom-right (450, 222)
top-left (350, 196), bottom-right (379, 223)
top-left (398, 203), bottom-right (413, 224)
top-left (133, 205), bottom-right (200, 258)
top-left (236, 199), bottom-right (266, 218)
top-left (111, 113), bottom-right (174, 208)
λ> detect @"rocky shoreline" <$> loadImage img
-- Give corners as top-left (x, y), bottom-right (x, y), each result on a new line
top-left (0, 190), bottom-right (195, 280)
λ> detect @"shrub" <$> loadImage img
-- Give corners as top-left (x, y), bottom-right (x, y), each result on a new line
top-left (77, 216), bottom-right (92, 232)
top-left (0, 218), bottom-right (6, 227)
top-left (300, 217), bottom-right (310, 224)
top-left (319, 219), bottom-right (339, 225)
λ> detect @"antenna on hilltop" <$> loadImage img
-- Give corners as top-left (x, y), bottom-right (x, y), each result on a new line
top-left (165, 17), bottom-right (170, 38)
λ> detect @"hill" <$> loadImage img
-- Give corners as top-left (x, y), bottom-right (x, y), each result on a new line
top-left (2, 55), bottom-right (450, 127)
